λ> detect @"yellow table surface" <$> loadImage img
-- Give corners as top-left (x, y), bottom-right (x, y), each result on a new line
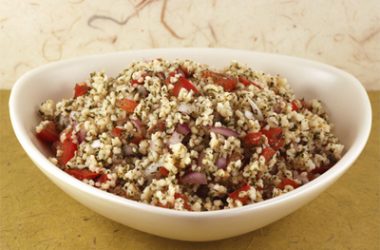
top-left (1, 90), bottom-right (379, 250)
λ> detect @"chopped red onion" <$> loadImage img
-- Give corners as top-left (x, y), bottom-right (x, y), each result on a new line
top-left (123, 144), bottom-right (136, 156)
top-left (77, 127), bottom-right (87, 143)
top-left (131, 118), bottom-right (145, 135)
top-left (181, 172), bottom-right (207, 185)
top-left (168, 131), bottom-right (183, 145)
top-left (176, 123), bottom-right (191, 135)
top-left (210, 126), bottom-right (239, 138)
top-left (216, 157), bottom-right (227, 169)
top-left (137, 85), bottom-right (148, 97)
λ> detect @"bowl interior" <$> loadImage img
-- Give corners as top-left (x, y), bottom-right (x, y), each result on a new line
top-left (11, 49), bottom-right (370, 157)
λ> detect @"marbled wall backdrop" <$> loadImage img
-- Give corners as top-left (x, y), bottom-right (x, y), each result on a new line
top-left (1, 0), bottom-right (379, 89)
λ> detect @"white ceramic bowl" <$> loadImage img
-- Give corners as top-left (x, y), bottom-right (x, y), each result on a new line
top-left (9, 48), bottom-right (371, 241)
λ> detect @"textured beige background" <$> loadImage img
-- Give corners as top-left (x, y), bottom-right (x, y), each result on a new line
top-left (0, 0), bottom-right (379, 89)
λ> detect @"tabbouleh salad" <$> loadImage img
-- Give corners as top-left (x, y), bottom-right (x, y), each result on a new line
top-left (35, 59), bottom-right (344, 211)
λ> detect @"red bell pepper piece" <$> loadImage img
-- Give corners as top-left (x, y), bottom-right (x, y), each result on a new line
top-left (74, 82), bottom-right (89, 98)
top-left (58, 131), bottom-right (77, 166)
top-left (261, 147), bottom-right (276, 161)
top-left (97, 173), bottom-right (109, 183)
top-left (262, 127), bottom-right (285, 150)
top-left (202, 70), bottom-right (237, 92)
top-left (243, 132), bottom-right (263, 146)
top-left (36, 121), bottom-right (59, 144)
top-left (117, 98), bottom-right (138, 113)
top-left (216, 77), bottom-right (237, 92)
top-left (111, 127), bottom-right (123, 137)
top-left (229, 184), bottom-right (251, 205)
top-left (238, 76), bottom-right (262, 89)
top-left (159, 167), bottom-right (169, 177)
top-left (172, 77), bottom-right (199, 97)
top-left (174, 193), bottom-right (192, 210)
top-left (65, 168), bottom-right (101, 180)
top-left (277, 178), bottom-right (300, 189)
top-left (130, 135), bottom-right (143, 144)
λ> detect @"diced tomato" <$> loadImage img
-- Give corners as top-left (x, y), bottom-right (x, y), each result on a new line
top-left (159, 167), bottom-right (169, 177)
top-left (174, 193), bottom-right (192, 211)
top-left (74, 82), bottom-right (89, 98)
top-left (277, 178), bottom-right (300, 189)
top-left (111, 127), bottom-right (122, 137)
top-left (238, 76), bottom-right (251, 86)
top-left (229, 184), bottom-right (251, 205)
top-left (261, 147), bottom-right (276, 161)
top-left (65, 168), bottom-right (101, 180)
top-left (202, 70), bottom-right (237, 92)
top-left (202, 70), bottom-right (224, 79)
top-left (157, 202), bottom-right (171, 208)
top-left (308, 164), bottom-right (332, 181)
top-left (172, 81), bottom-right (183, 97)
top-left (307, 164), bottom-right (332, 180)
top-left (174, 192), bottom-right (187, 200)
top-left (97, 173), bottom-right (109, 183)
top-left (311, 165), bottom-right (331, 175)
top-left (290, 100), bottom-right (300, 111)
top-left (291, 100), bottom-right (298, 111)
top-left (262, 127), bottom-right (282, 140)
top-left (165, 68), bottom-right (187, 84)
top-left (172, 77), bottom-right (199, 97)
top-left (216, 77), bottom-right (237, 92)
top-left (36, 121), bottom-right (59, 143)
top-left (58, 132), bottom-right (78, 166)
top-left (130, 79), bottom-right (139, 85)
top-left (130, 135), bottom-right (143, 144)
top-left (262, 127), bottom-right (285, 150)
top-left (243, 132), bottom-right (263, 146)
top-left (117, 98), bottom-right (138, 113)
top-left (238, 76), bottom-right (262, 89)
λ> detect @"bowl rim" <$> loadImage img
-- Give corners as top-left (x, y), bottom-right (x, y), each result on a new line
top-left (9, 48), bottom-right (372, 218)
